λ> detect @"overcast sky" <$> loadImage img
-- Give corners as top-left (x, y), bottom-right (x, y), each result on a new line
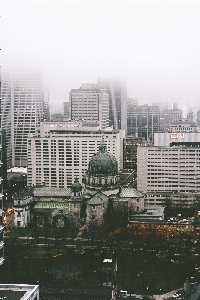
top-left (1, 1), bottom-right (200, 108)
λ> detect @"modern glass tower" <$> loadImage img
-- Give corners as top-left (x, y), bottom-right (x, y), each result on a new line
top-left (2, 71), bottom-right (45, 167)
top-left (97, 78), bottom-right (127, 132)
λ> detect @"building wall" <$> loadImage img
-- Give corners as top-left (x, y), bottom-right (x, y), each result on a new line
top-left (197, 110), bottom-right (200, 127)
top-left (2, 72), bottom-right (45, 167)
top-left (127, 104), bottom-right (160, 142)
top-left (0, 68), bottom-right (4, 264)
top-left (63, 102), bottom-right (70, 117)
top-left (154, 132), bottom-right (200, 147)
top-left (14, 195), bottom-right (33, 227)
top-left (27, 128), bottom-right (124, 188)
top-left (70, 88), bottom-right (109, 130)
top-left (137, 145), bottom-right (200, 205)
top-left (97, 78), bottom-right (127, 131)
top-left (123, 137), bottom-right (143, 170)
top-left (86, 202), bottom-right (108, 226)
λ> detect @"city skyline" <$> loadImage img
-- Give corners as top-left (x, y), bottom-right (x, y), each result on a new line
top-left (2, 1), bottom-right (200, 108)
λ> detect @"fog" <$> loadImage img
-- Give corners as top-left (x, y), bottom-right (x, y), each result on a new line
top-left (1, 1), bottom-right (200, 108)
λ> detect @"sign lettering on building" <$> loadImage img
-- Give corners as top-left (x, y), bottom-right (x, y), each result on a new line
top-left (170, 133), bottom-right (184, 139)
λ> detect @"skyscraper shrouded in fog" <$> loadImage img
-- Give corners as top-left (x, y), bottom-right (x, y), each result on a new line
top-left (127, 103), bottom-right (160, 142)
top-left (70, 84), bottom-right (109, 130)
top-left (0, 68), bottom-right (4, 264)
top-left (2, 71), bottom-right (47, 167)
top-left (97, 78), bottom-right (127, 132)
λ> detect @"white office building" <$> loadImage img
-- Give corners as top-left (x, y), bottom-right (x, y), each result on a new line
top-left (27, 121), bottom-right (125, 188)
top-left (137, 130), bottom-right (200, 207)
top-left (2, 71), bottom-right (45, 167)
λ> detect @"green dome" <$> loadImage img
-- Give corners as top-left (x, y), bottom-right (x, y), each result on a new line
top-left (87, 141), bottom-right (118, 176)
top-left (71, 177), bottom-right (82, 193)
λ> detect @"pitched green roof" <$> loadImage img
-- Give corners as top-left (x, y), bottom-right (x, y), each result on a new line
top-left (34, 187), bottom-right (72, 197)
top-left (88, 192), bottom-right (108, 205)
top-left (33, 201), bottom-right (69, 209)
top-left (119, 188), bottom-right (144, 198)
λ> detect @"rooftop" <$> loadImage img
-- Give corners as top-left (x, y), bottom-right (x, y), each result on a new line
top-left (33, 187), bottom-right (72, 198)
top-left (119, 188), bottom-right (144, 198)
top-left (40, 284), bottom-right (113, 300)
top-left (33, 201), bottom-right (69, 210)
top-left (15, 186), bottom-right (34, 200)
top-left (0, 284), bottom-right (39, 300)
top-left (88, 192), bottom-right (108, 205)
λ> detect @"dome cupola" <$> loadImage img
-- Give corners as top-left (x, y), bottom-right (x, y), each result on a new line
top-left (84, 139), bottom-right (120, 192)
top-left (87, 140), bottom-right (118, 177)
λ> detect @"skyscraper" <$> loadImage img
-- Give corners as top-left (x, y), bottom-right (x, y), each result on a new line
top-left (97, 78), bottom-right (127, 131)
top-left (127, 103), bottom-right (160, 142)
top-left (2, 71), bottom-right (45, 167)
top-left (0, 67), bottom-right (4, 264)
top-left (70, 85), bottom-right (109, 129)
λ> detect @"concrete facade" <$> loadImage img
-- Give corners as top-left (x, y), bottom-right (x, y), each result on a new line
top-left (27, 121), bottom-right (125, 188)
top-left (137, 130), bottom-right (200, 206)
top-left (70, 88), bottom-right (109, 130)
top-left (2, 72), bottom-right (45, 167)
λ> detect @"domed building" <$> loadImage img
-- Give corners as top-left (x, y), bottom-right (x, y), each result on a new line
top-left (14, 139), bottom-right (145, 229)
top-left (84, 140), bottom-right (120, 196)
top-left (83, 139), bottom-right (145, 227)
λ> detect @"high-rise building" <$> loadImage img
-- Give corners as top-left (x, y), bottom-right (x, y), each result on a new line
top-left (196, 110), bottom-right (200, 127)
top-left (97, 78), bottom-right (127, 131)
top-left (123, 137), bottom-right (144, 170)
top-left (159, 103), bottom-right (178, 132)
top-left (69, 86), bottom-right (109, 129)
top-left (43, 89), bottom-right (50, 121)
top-left (2, 72), bottom-right (45, 167)
top-left (127, 103), bottom-right (160, 142)
top-left (0, 68), bottom-right (4, 264)
top-left (27, 121), bottom-right (125, 188)
top-left (137, 121), bottom-right (200, 207)
top-left (63, 102), bottom-right (70, 117)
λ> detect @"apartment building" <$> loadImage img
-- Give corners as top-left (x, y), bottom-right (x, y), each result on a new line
top-left (27, 121), bottom-right (125, 188)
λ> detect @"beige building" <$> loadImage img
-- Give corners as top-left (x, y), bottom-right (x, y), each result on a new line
top-left (70, 87), bottom-right (109, 130)
top-left (27, 121), bottom-right (125, 188)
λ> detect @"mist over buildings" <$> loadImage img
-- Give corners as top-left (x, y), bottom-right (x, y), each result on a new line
top-left (1, 1), bottom-right (200, 109)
